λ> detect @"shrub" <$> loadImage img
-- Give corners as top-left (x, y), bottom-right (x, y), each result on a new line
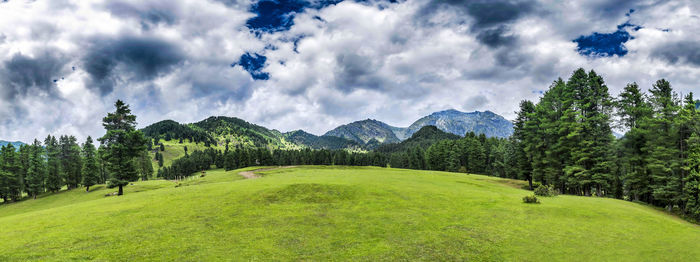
top-left (534, 184), bottom-right (557, 197)
top-left (522, 195), bottom-right (540, 204)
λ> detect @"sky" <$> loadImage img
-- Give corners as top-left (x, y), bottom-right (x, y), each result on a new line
top-left (0, 0), bottom-right (699, 142)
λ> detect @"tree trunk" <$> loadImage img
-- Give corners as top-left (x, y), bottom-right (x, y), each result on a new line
top-left (33, 194), bottom-right (37, 200)
top-left (528, 176), bottom-right (533, 190)
top-left (86, 186), bottom-right (90, 192)
top-left (118, 185), bottom-right (123, 196)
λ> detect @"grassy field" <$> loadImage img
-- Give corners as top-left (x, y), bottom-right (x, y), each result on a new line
top-left (0, 166), bottom-right (698, 261)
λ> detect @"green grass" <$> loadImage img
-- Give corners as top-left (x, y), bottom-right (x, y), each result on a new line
top-left (0, 166), bottom-right (698, 261)
top-left (149, 140), bottom-right (223, 170)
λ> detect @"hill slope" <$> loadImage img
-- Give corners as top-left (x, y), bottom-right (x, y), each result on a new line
top-left (283, 130), bottom-right (361, 150)
top-left (1, 166), bottom-right (697, 261)
top-left (323, 119), bottom-right (401, 145)
top-left (376, 125), bottom-right (460, 153)
top-left (406, 109), bottom-right (513, 138)
top-left (141, 117), bottom-right (361, 152)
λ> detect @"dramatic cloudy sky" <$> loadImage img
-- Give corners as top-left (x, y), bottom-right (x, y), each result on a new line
top-left (0, 0), bottom-right (699, 142)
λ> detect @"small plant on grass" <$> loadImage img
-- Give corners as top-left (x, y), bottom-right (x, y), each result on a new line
top-left (534, 184), bottom-right (557, 197)
top-left (522, 195), bottom-right (540, 204)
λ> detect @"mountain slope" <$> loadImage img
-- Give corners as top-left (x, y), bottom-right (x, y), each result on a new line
top-left (406, 109), bottom-right (513, 138)
top-left (283, 130), bottom-right (361, 150)
top-left (323, 119), bottom-right (401, 145)
top-left (376, 125), bottom-right (460, 153)
top-left (192, 116), bottom-right (289, 148)
top-left (1, 166), bottom-right (698, 260)
top-left (141, 117), bottom-right (361, 152)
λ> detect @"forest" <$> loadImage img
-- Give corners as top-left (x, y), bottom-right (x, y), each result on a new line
top-left (1, 69), bottom-right (699, 222)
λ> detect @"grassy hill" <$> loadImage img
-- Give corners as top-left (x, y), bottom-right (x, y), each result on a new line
top-left (0, 166), bottom-right (698, 260)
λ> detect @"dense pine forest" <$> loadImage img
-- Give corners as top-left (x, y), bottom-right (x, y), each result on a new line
top-left (1, 68), bottom-right (699, 222)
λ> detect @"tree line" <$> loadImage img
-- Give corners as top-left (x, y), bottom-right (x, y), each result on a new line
top-left (157, 146), bottom-right (387, 180)
top-left (0, 100), bottom-right (153, 202)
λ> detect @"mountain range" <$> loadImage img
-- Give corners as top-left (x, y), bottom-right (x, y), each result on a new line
top-left (0, 141), bottom-right (25, 149)
top-left (3, 109), bottom-right (514, 151)
top-left (323, 109), bottom-right (513, 148)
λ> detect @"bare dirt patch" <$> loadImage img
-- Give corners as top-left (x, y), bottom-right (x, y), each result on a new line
top-left (238, 166), bottom-right (298, 179)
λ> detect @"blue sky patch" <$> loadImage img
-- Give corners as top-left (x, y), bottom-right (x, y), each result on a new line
top-left (573, 21), bottom-right (641, 57)
top-left (233, 52), bottom-right (269, 80)
top-left (246, 0), bottom-right (343, 33)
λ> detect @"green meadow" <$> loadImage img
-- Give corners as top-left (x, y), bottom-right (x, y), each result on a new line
top-left (1, 166), bottom-right (698, 261)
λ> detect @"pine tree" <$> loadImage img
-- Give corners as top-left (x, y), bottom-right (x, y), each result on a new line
top-left (585, 70), bottom-right (615, 197)
top-left (138, 151), bottom-right (154, 181)
top-left (98, 100), bottom-right (148, 195)
top-left (678, 92), bottom-right (699, 215)
top-left (60, 135), bottom-right (82, 189)
top-left (616, 83), bottom-right (653, 202)
top-left (17, 144), bottom-right (30, 197)
top-left (513, 100), bottom-right (536, 189)
top-left (25, 140), bottom-right (46, 199)
top-left (81, 136), bottom-right (100, 192)
top-left (0, 144), bottom-right (22, 202)
top-left (157, 152), bottom-right (164, 167)
top-left (646, 79), bottom-right (681, 210)
top-left (683, 132), bottom-right (700, 220)
top-left (45, 135), bottom-right (63, 193)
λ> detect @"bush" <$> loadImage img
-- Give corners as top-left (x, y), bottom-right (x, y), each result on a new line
top-left (534, 184), bottom-right (557, 197)
top-left (522, 195), bottom-right (540, 204)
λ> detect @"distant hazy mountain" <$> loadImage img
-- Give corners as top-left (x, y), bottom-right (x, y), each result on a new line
top-left (322, 109), bottom-right (514, 146)
top-left (0, 140), bottom-right (25, 149)
top-left (405, 109), bottom-right (513, 138)
top-left (323, 119), bottom-right (401, 145)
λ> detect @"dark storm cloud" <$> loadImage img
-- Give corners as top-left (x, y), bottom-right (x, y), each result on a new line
top-left (0, 50), bottom-right (66, 99)
top-left (414, 0), bottom-right (538, 71)
top-left (476, 26), bottom-right (515, 48)
top-left (651, 41), bottom-right (700, 67)
top-left (104, 0), bottom-right (182, 30)
top-left (586, 0), bottom-right (638, 19)
top-left (417, 0), bottom-right (536, 47)
top-left (82, 35), bottom-right (185, 94)
top-left (461, 0), bottom-right (535, 28)
top-left (334, 53), bottom-right (384, 92)
top-left (464, 94), bottom-right (488, 109)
